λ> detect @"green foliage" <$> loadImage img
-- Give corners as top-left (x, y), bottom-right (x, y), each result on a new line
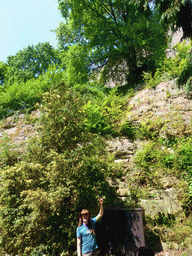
top-left (139, 118), bottom-right (164, 140)
top-left (175, 137), bottom-right (192, 176)
top-left (133, 0), bottom-right (191, 39)
top-left (165, 40), bottom-right (191, 78)
top-left (0, 65), bottom-right (63, 118)
top-left (146, 212), bottom-right (175, 228)
top-left (177, 45), bottom-right (192, 91)
top-left (119, 120), bottom-right (138, 139)
top-left (0, 61), bottom-right (7, 86)
top-left (0, 135), bottom-right (19, 168)
top-left (134, 141), bottom-right (168, 185)
top-left (83, 101), bottom-right (108, 134)
top-left (6, 42), bottom-right (62, 85)
top-left (73, 81), bottom-right (107, 100)
top-left (143, 39), bottom-right (192, 89)
top-left (83, 88), bottom-right (125, 136)
top-left (173, 138), bottom-right (192, 215)
top-left (0, 84), bottom-right (122, 255)
top-left (57, 0), bottom-right (168, 86)
top-left (142, 69), bottom-right (172, 88)
top-left (62, 44), bottom-right (90, 85)
top-left (134, 136), bottom-right (192, 215)
top-left (39, 84), bottom-right (90, 153)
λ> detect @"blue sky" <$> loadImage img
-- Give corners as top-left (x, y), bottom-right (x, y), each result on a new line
top-left (0, 0), bottom-right (63, 62)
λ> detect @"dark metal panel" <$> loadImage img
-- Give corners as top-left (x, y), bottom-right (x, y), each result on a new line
top-left (96, 208), bottom-right (145, 256)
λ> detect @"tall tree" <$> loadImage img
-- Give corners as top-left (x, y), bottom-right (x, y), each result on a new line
top-left (135, 0), bottom-right (192, 39)
top-left (6, 42), bottom-right (62, 85)
top-left (56, 0), bottom-right (168, 86)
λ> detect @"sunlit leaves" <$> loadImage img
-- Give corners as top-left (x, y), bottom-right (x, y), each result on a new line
top-left (57, 0), bottom-right (168, 86)
top-left (6, 42), bottom-right (62, 85)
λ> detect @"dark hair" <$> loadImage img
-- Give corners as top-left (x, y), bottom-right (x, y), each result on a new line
top-left (138, 247), bottom-right (154, 256)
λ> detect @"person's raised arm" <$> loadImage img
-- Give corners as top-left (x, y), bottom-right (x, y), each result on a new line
top-left (96, 198), bottom-right (104, 222)
top-left (77, 237), bottom-right (81, 256)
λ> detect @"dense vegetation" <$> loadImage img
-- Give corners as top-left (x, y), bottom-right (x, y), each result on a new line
top-left (0, 0), bottom-right (192, 254)
top-left (0, 84), bottom-right (125, 255)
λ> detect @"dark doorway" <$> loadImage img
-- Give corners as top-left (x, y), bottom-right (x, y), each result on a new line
top-left (96, 209), bottom-right (145, 256)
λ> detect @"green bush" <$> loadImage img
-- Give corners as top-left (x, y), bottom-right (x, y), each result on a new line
top-left (0, 135), bottom-right (19, 168)
top-left (119, 120), bottom-right (138, 139)
top-left (0, 65), bottom-right (63, 118)
top-left (139, 118), bottom-right (164, 140)
top-left (142, 69), bottom-right (164, 88)
top-left (0, 84), bottom-right (122, 255)
top-left (174, 137), bottom-right (192, 177)
top-left (39, 85), bottom-right (90, 153)
top-left (63, 44), bottom-right (89, 85)
top-left (143, 39), bottom-right (192, 88)
top-left (73, 81), bottom-right (107, 102)
top-left (134, 141), bottom-right (166, 185)
top-left (163, 40), bottom-right (191, 79)
top-left (83, 87), bottom-right (125, 136)
top-left (178, 48), bottom-right (192, 91)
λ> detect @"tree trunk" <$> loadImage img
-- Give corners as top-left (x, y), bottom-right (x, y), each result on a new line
top-left (125, 47), bottom-right (139, 86)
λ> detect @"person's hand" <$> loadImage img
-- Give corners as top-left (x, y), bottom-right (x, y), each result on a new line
top-left (98, 198), bottom-right (104, 205)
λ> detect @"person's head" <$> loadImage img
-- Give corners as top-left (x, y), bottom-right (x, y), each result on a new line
top-left (78, 209), bottom-right (91, 226)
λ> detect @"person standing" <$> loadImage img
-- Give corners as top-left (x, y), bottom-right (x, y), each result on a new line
top-left (76, 198), bottom-right (104, 256)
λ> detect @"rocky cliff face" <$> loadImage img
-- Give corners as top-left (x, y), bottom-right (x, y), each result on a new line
top-left (106, 79), bottom-right (192, 251)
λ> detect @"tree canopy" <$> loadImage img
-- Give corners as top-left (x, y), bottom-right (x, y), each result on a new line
top-left (56, 0), bottom-right (168, 86)
top-left (5, 42), bottom-right (62, 85)
top-left (135, 0), bottom-right (192, 39)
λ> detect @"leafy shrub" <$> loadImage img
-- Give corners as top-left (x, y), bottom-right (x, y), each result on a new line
top-left (63, 44), bottom-right (89, 85)
top-left (142, 69), bottom-right (164, 88)
top-left (177, 48), bottom-right (192, 91)
top-left (163, 40), bottom-right (191, 79)
top-left (173, 138), bottom-right (192, 214)
top-left (0, 65), bottom-right (63, 118)
top-left (0, 135), bottom-right (19, 168)
top-left (73, 81), bottom-right (107, 101)
top-left (0, 84), bottom-right (122, 255)
top-left (134, 141), bottom-right (167, 185)
top-left (83, 88), bottom-right (125, 136)
top-left (174, 137), bottom-right (192, 178)
top-left (143, 39), bottom-right (192, 88)
top-left (39, 84), bottom-right (90, 153)
top-left (119, 120), bottom-right (138, 139)
top-left (146, 212), bottom-right (175, 228)
top-left (139, 118), bottom-right (164, 140)
top-left (83, 101), bottom-right (109, 134)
